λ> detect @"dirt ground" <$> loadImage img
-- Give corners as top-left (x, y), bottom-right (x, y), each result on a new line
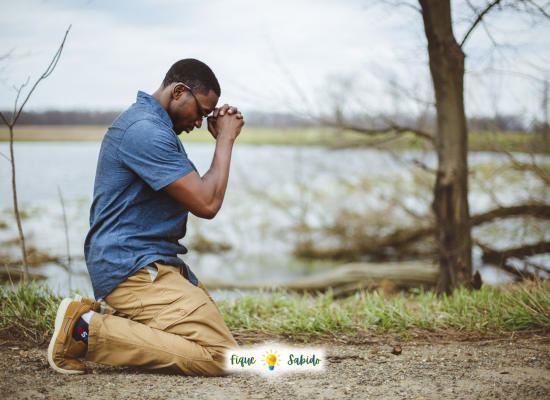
top-left (1, 334), bottom-right (549, 400)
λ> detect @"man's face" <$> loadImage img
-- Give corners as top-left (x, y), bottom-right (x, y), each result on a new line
top-left (169, 83), bottom-right (219, 135)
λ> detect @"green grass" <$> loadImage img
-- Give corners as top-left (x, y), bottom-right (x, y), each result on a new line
top-left (0, 282), bottom-right (61, 339)
top-left (218, 280), bottom-right (550, 338)
top-left (2, 280), bottom-right (548, 342)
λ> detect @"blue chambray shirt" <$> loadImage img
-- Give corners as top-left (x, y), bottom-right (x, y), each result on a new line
top-left (84, 91), bottom-right (198, 300)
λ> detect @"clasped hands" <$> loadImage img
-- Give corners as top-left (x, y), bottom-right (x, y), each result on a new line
top-left (207, 104), bottom-right (244, 140)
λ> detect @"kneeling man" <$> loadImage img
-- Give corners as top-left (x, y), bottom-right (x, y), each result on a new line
top-left (48, 59), bottom-right (243, 376)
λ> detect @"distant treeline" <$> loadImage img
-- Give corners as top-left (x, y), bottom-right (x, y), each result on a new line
top-left (0, 110), bottom-right (123, 125)
top-left (0, 110), bottom-right (539, 131)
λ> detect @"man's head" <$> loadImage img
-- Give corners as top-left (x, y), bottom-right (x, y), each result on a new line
top-left (154, 59), bottom-right (220, 135)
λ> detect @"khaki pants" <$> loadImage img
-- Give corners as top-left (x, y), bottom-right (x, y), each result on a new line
top-left (85, 263), bottom-right (238, 376)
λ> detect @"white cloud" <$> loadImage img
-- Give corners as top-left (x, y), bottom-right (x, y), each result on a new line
top-left (0, 0), bottom-right (548, 118)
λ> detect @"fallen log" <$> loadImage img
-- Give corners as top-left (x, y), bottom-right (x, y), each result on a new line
top-left (202, 262), bottom-right (439, 296)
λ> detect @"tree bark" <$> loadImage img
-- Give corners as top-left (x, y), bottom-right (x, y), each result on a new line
top-left (419, 0), bottom-right (472, 293)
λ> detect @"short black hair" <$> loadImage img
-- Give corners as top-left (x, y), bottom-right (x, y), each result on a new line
top-left (162, 59), bottom-right (221, 97)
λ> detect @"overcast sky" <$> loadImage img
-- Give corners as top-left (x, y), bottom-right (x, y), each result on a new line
top-left (1, 0), bottom-right (549, 119)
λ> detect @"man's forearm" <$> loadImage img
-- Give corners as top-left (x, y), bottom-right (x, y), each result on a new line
top-left (163, 110), bottom-right (243, 219)
top-left (163, 135), bottom-right (235, 219)
top-left (200, 135), bottom-right (235, 216)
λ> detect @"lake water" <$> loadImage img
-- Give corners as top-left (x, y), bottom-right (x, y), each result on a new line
top-left (0, 141), bottom-right (542, 297)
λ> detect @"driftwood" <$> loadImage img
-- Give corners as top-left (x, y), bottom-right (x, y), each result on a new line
top-left (202, 262), bottom-right (439, 297)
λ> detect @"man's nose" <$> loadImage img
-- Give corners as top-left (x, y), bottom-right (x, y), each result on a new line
top-left (195, 119), bottom-right (203, 129)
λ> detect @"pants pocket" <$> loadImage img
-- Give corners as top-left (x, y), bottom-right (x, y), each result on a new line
top-left (104, 286), bottom-right (144, 318)
top-left (148, 291), bottom-right (228, 347)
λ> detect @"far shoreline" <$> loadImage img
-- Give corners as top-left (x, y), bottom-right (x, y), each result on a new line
top-left (0, 125), bottom-right (543, 152)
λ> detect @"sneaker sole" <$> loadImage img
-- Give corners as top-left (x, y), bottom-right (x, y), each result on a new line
top-left (47, 298), bottom-right (85, 374)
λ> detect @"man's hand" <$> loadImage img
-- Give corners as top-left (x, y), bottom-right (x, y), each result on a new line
top-left (164, 104), bottom-right (244, 220)
top-left (207, 104), bottom-right (244, 140)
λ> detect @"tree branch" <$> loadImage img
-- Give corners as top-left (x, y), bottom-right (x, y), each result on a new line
top-left (0, 111), bottom-right (8, 126)
top-left (2, 25), bottom-right (71, 283)
top-left (526, 0), bottom-right (550, 19)
top-left (479, 240), bottom-right (550, 265)
top-left (318, 118), bottom-right (435, 142)
top-left (461, 0), bottom-right (501, 48)
top-left (0, 151), bottom-right (10, 162)
top-left (11, 25), bottom-right (71, 126)
top-left (264, 30), bottom-right (313, 113)
top-left (296, 203), bottom-right (550, 261)
top-left (11, 78), bottom-right (30, 125)
top-left (469, 204), bottom-right (550, 226)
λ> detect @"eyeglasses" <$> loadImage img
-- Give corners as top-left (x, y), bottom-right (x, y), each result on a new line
top-left (183, 84), bottom-right (209, 119)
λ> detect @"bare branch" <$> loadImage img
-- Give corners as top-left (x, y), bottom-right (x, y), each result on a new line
top-left (0, 111), bottom-right (8, 126)
top-left (264, 31), bottom-right (312, 113)
top-left (376, 0), bottom-right (422, 14)
top-left (470, 204), bottom-right (550, 226)
top-left (11, 77), bottom-right (30, 125)
top-left (461, 0), bottom-right (501, 48)
top-left (57, 186), bottom-right (72, 289)
top-left (383, 118), bottom-right (435, 141)
top-left (480, 240), bottom-right (550, 265)
top-left (411, 158), bottom-right (437, 174)
top-left (2, 25), bottom-right (71, 283)
top-left (330, 132), bottom-right (404, 149)
top-left (318, 117), bottom-right (435, 142)
top-left (468, 68), bottom-right (547, 84)
top-left (526, 0), bottom-right (550, 18)
top-left (495, 145), bottom-right (550, 186)
top-left (11, 25), bottom-right (71, 126)
top-left (0, 151), bottom-right (10, 162)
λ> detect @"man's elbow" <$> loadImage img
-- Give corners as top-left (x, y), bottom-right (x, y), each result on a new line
top-left (192, 204), bottom-right (219, 220)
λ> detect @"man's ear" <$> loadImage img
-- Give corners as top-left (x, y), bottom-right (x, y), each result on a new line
top-left (172, 83), bottom-right (186, 100)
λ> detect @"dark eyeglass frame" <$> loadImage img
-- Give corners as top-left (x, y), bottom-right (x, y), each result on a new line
top-left (183, 84), bottom-right (209, 119)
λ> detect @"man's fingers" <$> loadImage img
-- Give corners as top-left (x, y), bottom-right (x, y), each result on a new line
top-left (236, 112), bottom-right (243, 119)
top-left (218, 104), bottom-right (230, 116)
top-left (227, 106), bottom-right (238, 115)
top-left (212, 107), bottom-right (220, 119)
top-left (207, 116), bottom-right (217, 139)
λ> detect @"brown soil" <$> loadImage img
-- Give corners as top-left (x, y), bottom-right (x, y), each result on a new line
top-left (1, 332), bottom-right (549, 399)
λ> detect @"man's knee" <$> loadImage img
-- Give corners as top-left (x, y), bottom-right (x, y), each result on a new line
top-left (191, 346), bottom-right (230, 377)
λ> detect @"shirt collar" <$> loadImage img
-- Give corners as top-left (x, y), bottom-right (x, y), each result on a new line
top-left (136, 91), bottom-right (173, 128)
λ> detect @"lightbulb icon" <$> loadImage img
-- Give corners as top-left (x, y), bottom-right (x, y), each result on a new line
top-left (266, 354), bottom-right (277, 370)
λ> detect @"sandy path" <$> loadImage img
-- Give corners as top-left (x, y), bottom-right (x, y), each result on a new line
top-left (2, 339), bottom-right (549, 399)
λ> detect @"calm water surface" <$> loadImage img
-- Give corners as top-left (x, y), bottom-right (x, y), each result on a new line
top-left (0, 141), bottom-right (525, 297)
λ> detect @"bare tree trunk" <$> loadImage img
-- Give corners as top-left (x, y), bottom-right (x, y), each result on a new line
top-left (0, 26), bottom-right (71, 283)
top-left (9, 125), bottom-right (29, 281)
top-left (419, 0), bottom-right (472, 293)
